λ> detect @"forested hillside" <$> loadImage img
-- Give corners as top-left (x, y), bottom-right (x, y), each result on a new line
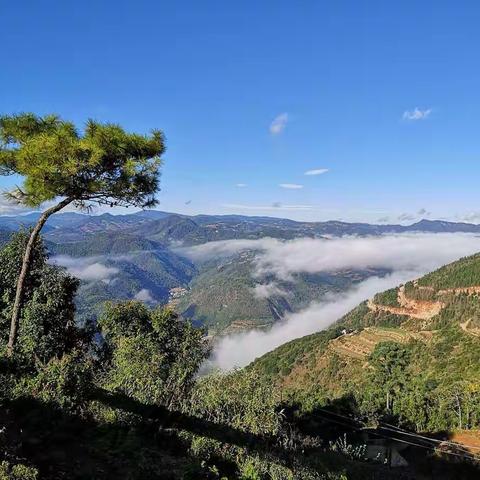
top-left (252, 252), bottom-right (480, 446)
top-left (178, 250), bottom-right (384, 334)
top-left (1, 232), bottom-right (479, 478)
top-left (2, 231), bottom-right (448, 480)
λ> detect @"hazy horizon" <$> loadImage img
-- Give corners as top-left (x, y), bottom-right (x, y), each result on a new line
top-left (5, 206), bottom-right (480, 226)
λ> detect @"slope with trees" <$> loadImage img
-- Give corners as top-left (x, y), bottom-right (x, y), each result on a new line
top-left (0, 232), bottom-right (404, 479)
top-left (251, 252), bottom-right (480, 443)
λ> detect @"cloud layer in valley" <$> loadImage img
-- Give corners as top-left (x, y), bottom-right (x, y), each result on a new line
top-left (51, 255), bottom-right (119, 282)
top-left (253, 282), bottom-right (289, 299)
top-left (186, 233), bottom-right (480, 369)
top-left (134, 288), bottom-right (154, 302)
top-left (209, 271), bottom-right (420, 370)
top-left (181, 233), bottom-right (480, 280)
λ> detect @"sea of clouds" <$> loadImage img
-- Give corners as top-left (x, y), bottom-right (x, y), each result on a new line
top-left (181, 233), bottom-right (480, 370)
top-left (51, 255), bottom-right (119, 282)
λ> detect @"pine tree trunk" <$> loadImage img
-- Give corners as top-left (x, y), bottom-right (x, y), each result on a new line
top-left (6, 198), bottom-right (72, 357)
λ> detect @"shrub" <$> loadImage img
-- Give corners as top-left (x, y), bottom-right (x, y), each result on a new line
top-left (27, 350), bottom-right (93, 413)
top-left (0, 461), bottom-right (38, 480)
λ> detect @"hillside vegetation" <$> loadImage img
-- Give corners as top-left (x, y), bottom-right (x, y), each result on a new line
top-left (178, 250), bottom-right (386, 334)
top-left (252, 252), bottom-right (480, 439)
top-left (418, 253), bottom-right (480, 289)
top-left (4, 211), bottom-right (480, 336)
top-left (2, 232), bottom-right (428, 479)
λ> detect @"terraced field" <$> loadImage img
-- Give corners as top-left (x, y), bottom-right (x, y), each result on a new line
top-left (328, 327), bottom-right (426, 359)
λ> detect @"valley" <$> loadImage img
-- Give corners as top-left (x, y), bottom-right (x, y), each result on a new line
top-left (2, 210), bottom-right (480, 339)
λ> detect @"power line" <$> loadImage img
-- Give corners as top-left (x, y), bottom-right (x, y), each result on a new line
top-left (316, 407), bottom-right (480, 451)
top-left (380, 422), bottom-right (480, 452)
top-left (311, 407), bottom-right (480, 460)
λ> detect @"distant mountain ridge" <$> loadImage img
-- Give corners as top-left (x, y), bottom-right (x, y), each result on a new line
top-left (1, 210), bottom-right (480, 243)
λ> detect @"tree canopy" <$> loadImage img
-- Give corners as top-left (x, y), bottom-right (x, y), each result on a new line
top-left (0, 231), bottom-right (85, 364)
top-left (0, 113), bottom-right (165, 209)
top-left (0, 113), bottom-right (166, 357)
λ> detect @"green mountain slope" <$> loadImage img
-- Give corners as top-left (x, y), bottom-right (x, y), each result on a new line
top-left (252, 252), bottom-right (480, 435)
top-left (177, 250), bottom-right (387, 334)
top-left (132, 214), bottom-right (318, 246)
top-left (48, 233), bottom-right (196, 321)
top-left (49, 232), bottom-right (165, 257)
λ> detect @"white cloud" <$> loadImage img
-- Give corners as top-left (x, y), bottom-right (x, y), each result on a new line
top-left (209, 271), bottom-right (418, 370)
top-left (253, 234), bottom-right (480, 280)
top-left (235, 183), bottom-right (247, 188)
top-left (0, 197), bottom-right (33, 215)
top-left (402, 107), bottom-right (432, 121)
top-left (182, 234), bottom-right (480, 280)
top-left (461, 212), bottom-right (480, 223)
top-left (134, 288), bottom-right (154, 302)
top-left (279, 183), bottom-right (303, 189)
top-left (204, 233), bottom-right (480, 369)
top-left (178, 237), bottom-right (277, 262)
top-left (51, 255), bottom-right (119, 281)
top-left (304, 168), bottom-right (329, 176)
top-left (221, 203), bottom-right (313, 212)
top-left (269, 113), bottom-right (288, 135)
top-left (253, 282), bottom-right (289, 299)
top-left (398, 213), bottom-right (415, 222)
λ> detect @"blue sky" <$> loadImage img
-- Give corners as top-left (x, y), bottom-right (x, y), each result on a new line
top-left (1, 1), bottom-right (480, 223)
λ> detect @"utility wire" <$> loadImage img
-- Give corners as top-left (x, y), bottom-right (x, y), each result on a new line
top-left (311, 407), bottom-right (480, 460)
top-left (381, 422), bottom-right (480, 452)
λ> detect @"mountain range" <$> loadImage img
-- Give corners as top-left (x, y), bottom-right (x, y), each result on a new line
top-left (2, 210), bottom-right (480, 333)
top-left (2, 211), bottom-right (480, 243)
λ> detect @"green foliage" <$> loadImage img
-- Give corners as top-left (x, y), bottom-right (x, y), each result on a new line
top-left (252, 327), bottom-right (346, 380)
top-left (0, 231), bottom-right (47, 315)
top-left (187, 369), bottom-right (281, 436)
top-left (26, 349), bottom-right (93, 413)
top-left (329, 434), bottom-right (366, 461)
top-left (239, 460), bottom-right (263, 480)
top-left (0, 461), bottom-right (38, 480)
top-left (432, 293), bottom-right (480, 329)
top-left (418, 253), bottom-right (480, 289)
top-left (99, 301), bottom-right (209, 408)
top-left (373, 288), bottom-right (400, 307)
top-left (362, 341), bottom-right (412, 413)
top-left (0, 113), bottom-right (164, 209)
top-left (341, 302), bottom-right (408, 329)
top-left (403, 281), bottom-right (438, 301)
top-left (0, 232), bottom-right (88, 364)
